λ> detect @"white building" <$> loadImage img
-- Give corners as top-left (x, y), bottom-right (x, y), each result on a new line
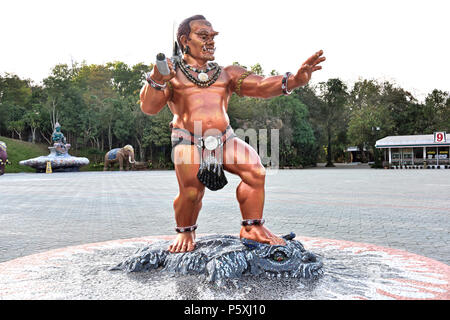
top-left (375, 132), bottom-right (450, 169)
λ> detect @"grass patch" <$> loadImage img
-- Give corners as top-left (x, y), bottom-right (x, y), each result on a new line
top-left (0, 136), bottom-right (49, 173)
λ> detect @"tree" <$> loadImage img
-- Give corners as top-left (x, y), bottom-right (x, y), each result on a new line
top-left (142, 106), bottom-right (172, 166)
top-left (347, 104), bottom-right (394, 165)
top-left (380, 81), bottom-right (417, 135)
top-left (24, 105), bottom-right (43, 143)
top-left (422, 89), bottom-right (450, 133)
top-left (276, 96), bottom-right (316, 166)
top-left (107, 61), bottom-right (149, 97)
top-left (316, 79), bottom-right (348, 166)
top-left (347, 79), bottom-right (396, 166)
top-left (0, 73), bottom-right (32, 139)
top-left (250, 63), bottom-right (264, 76)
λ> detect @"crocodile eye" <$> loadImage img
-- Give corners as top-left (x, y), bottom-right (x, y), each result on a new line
top-left (272, 251), bottom-right (287, 262)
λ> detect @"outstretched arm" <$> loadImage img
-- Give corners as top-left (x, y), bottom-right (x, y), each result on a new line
top-left (227, 50), bottom-right (325, 99)
top-left (140, 59), bottom-right (176, 115)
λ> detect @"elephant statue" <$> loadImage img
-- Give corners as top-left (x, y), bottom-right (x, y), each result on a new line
top-left (0, 141), bottom-right (11, 176)
top-left (104, 145), bottom-right (136, 171)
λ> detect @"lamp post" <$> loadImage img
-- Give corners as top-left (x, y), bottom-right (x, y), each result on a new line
top-left (372, 126), bottom-right (381, 167)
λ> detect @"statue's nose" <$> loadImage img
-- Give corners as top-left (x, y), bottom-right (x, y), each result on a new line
top-left (301, 252), bottom-right (317, 263)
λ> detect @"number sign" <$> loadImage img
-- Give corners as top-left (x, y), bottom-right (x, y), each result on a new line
top-left (434, 132), bottom-right (447, 143)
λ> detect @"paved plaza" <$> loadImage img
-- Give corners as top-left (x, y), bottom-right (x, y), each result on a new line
top-left (0, 168), bottom-right (449, 266)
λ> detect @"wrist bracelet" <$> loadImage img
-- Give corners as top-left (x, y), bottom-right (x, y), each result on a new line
top-left (146, 73), bottom-right (167, 91)
top-left (281, 72), bottom-right (293, 95)
top-left (241, 219), bottom-right (265, 226)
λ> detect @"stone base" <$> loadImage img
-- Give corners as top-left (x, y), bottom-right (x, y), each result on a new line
top-left (0, 235), bottom-right (448, 300)
top-left (19, 147), bottom-right (89, 173)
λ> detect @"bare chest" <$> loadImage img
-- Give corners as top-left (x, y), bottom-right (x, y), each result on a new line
top-left (170, 67), bottom-right (232, 100)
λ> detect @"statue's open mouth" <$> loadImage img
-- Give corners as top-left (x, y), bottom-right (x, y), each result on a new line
top-left (202, 46), bottom-right (215, 54)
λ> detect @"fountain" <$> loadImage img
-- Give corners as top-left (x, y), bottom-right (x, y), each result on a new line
top-left (19, 122), bottom-right (89, 172)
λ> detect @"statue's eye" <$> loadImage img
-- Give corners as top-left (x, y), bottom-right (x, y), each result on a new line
top-left (272, 251), bottom-right (287, 262)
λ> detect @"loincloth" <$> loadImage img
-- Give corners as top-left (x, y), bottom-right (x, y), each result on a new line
top-left (171, 126), bottom-right (236, 191)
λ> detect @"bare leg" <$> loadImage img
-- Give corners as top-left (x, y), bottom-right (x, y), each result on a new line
top-left (224, 138), bottom-right (285, 245)
top-left (168, 144), bottom-right (204, 253)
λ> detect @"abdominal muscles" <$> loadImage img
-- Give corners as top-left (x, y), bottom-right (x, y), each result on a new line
top-left (179, 93), bottom-right (230, 134)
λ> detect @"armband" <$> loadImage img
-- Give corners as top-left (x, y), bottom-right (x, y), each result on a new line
top-left (235, 71), bottom-right (253, 97)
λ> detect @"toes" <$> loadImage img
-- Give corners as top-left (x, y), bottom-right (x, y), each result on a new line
top-left (168, 234), bottom-right (196, 253)
top-left (187, 242), bottom-right (195, 252)
top-left (271, 237), bottom-right (286, 246)
top-left (169, 239), bottom-right (183, 253)
top-left (174, 242), bottom-right (182, 253)
top-left (168, 241), bottom-right (178, 253)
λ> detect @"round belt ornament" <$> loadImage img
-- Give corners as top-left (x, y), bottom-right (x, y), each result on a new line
top-left (204, 136), bottom-right (219, 150)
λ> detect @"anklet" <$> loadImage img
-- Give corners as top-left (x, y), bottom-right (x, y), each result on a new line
top-left (175, 224), bottom-right (198, 233)
top-left (241, 219), bottom-right (265, 226)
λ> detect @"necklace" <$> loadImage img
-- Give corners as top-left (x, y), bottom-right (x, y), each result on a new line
top-left (185, 63), bottom-right (215, 82)
top-left (178, 60), bottom-right (221, 87)
top-left (183, 62), bottom-right (216, 74)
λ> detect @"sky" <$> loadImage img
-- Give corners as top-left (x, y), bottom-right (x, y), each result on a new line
top-left (1, 0), bottom-right (449, 102)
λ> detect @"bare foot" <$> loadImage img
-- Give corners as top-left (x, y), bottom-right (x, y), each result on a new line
top-left (168, 231), bottom-right (196, 253)
top-left (240, 225), bottom-right (286, 246)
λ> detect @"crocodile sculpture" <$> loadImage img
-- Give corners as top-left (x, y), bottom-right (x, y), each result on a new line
top-left (111, 233), bottom-right (323, 285)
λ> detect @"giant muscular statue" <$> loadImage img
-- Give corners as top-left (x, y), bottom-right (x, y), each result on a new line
top-left (140, 15), bottom-right (325, 253)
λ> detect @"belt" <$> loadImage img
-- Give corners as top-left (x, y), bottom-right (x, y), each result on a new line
top-left (171, 125), bottom-right (235, 149)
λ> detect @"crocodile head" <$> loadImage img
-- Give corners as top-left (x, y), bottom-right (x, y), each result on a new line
top-left (242, 233), bottom-right (323, 279)
top-left (111, 234), bottom-right (323, 285)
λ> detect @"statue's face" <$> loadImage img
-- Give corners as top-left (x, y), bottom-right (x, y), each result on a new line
top-left (55, 127), bottom-right (61, 132)
top-left (185, 20), bottom-right (218, 61)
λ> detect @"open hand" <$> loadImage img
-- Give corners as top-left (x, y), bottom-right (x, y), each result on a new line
top-left (294, 50), bottom-right (326, 87)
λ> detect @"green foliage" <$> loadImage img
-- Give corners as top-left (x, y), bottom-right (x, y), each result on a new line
top-left (314, 78), bottom-right (349, 166)
top-left (422, 89), bottom-right (450, 133)
top-left (1, 61), bottom-right (447, 171)
top-left (250, 63), bottom-right (264, 76)
top-left (347, 80), bottom-right (395, 149)
top-left (228, 94), bottom-right (316, 167)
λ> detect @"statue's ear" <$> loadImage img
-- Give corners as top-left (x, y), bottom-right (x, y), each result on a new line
top-left (241, 238), bottom-right (266, 250)
top-left (180, 35), bottom-right (188, 48)
top-left (282, 232), bottom-right (296, 241)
